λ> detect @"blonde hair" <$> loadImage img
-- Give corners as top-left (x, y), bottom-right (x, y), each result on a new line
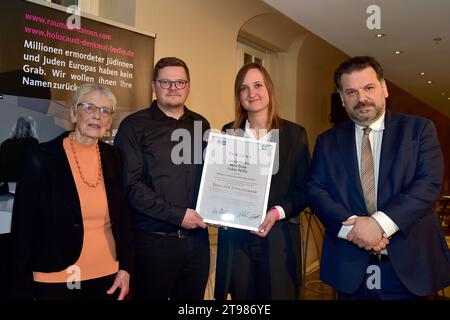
top-left (72, 83), bottom-right (117, 112)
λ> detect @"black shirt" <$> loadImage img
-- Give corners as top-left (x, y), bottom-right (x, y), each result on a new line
top-left (114, 100), bottom-right (210, 232)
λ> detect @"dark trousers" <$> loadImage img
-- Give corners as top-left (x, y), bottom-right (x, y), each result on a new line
top-left (229, 233), bottom-right (271, 300)
top-left (33, 273), bottom-right (118, 300)
top-left (132, 229), bottom-right (210, 300)
top-left (0, 234), bottom-right (11, 300)
top-left (339, 255), bottom-right (417, 300)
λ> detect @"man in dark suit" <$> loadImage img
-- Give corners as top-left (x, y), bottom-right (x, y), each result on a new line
top-left (307, 56), bottom-right (450, 299)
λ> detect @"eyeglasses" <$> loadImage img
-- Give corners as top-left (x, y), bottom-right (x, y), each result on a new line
top-left (157, 79), bottom-right (189, 90)
top-left (77, 102), bottom-right (114, 117)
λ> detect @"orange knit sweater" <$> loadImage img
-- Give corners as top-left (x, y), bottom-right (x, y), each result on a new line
top-left (33, 137), bottom-right (118, 283)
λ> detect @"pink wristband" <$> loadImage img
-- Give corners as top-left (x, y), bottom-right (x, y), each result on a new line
top-left (272, 207), bottom-right (280, 220)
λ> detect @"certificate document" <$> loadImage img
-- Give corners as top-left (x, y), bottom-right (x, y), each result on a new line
top-left (196, 132), bottom-right (276, 231)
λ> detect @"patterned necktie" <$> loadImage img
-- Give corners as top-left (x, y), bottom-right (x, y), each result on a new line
top-left (361, 127), bottom-right (376, 215)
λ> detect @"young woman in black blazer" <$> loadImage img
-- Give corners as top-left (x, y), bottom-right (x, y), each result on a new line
top-left (214, 63), bottom-right (310, 300)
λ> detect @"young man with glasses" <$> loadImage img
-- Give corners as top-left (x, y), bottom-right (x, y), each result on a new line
top-left (114, 57), bottom-right (211, 300)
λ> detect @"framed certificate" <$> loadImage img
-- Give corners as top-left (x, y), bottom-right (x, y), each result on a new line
top-left (196, 132), bottom-right (276, 231)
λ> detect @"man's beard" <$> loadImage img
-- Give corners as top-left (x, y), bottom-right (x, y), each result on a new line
top-left (347, 100), bottom-right (382, 126)
top-left (165, 95), bottom-right (184, 108)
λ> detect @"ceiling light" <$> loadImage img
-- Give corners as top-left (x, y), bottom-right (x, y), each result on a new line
top-left (394, 50), bottom-right (403, 54)
top-left (448, 97), bottom-right (450, 100)
top-left (420, 72), bottom-right (425, 76)
top-left (427, 80), bottom-right (433, 84)
top-left (376, 33), bottom-right (386, 38)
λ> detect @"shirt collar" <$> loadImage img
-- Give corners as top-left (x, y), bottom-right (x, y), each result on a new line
top-left (244, 119), bottom-right (271, 141)
top-left (355, 110), bottom-right (385, 132)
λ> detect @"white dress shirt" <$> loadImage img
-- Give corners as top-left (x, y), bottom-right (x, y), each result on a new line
top-left (338, 112), bottom-right (399, 250)
top-left (244, 120), bottom-right (285, 220)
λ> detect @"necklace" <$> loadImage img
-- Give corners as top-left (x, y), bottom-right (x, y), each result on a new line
top-left (69, 133), bottom-right (102, 188)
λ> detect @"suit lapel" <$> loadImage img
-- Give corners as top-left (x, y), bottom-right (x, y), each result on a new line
top-left (269, 125), bottom-right (285, 182)
top-left (336, 121), bottom-right (364, 196)
top-left (47, 133), bottom-right (82, 222)
top-left (99, 142), bottom-right (116, 222)
top-left (378, 112), bottom-right (401, 194)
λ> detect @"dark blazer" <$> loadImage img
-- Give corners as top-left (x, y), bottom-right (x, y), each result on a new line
top-left (306, 111), bottom-right (450, 296)
top-left (10, 131), bottom-right (134, 299)
top-left (214, 119), bottom-right (310, 300)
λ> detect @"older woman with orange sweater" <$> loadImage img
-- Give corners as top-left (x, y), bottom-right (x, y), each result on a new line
top-left (10, 84), bottom-right (133, 300)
